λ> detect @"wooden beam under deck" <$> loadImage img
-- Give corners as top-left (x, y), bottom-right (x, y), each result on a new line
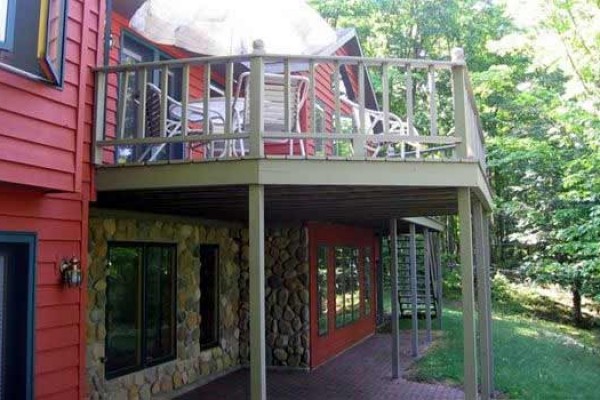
top-left (95, 158), bottom-right (493, 211)
top-left (97, 185), bottom-right (459, 228)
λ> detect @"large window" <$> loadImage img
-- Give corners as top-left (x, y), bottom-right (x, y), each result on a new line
top-left (0, 0), bottom-right (67, 84)
top-left (199, 245), bottom-right (219, 349)
top-left (335, 247), bottom-right (361, 328)
top-left (106, 243), bottom-right (176, 379)
top-left (0, 233), bottom-right (35, 400)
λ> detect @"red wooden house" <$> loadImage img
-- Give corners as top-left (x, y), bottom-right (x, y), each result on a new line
top-left (0, 0), bottom-right (494, 399)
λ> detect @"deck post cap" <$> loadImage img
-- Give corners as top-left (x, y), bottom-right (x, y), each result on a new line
top-left (253, 40), bottom-right (266, 54)
top-left (451, 47), bottom-right (465, 62)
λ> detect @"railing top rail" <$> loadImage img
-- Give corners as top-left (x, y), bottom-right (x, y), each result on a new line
top-left (94, 54), bottom-right (252, 73)
top-left (95, 53), bottom-right (465, 73)
top-left (260, 54), bottom-right (464, 69)
top-left (463, 71), bottom-right (486, 145)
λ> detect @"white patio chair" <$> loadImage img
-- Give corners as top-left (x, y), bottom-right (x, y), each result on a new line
top-left (340, 95), bottom-right (419, 158)
top-left (233, 72), bottom-right (309, 156)
top-left (138, 83), bottom-right (225, 162)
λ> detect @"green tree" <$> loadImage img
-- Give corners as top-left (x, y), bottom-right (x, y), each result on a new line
top-left (310, 0), bottom-right (600, 323)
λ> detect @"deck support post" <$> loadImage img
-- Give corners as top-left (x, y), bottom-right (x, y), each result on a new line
top-left (409, 223), bottom-right (418, 358)
top-left (458, 188), bottom-right (478, 400)
top-left (484, 215), bottom-right (495, 395)
top-left (474, 200), bottom-right (492, 399)
top-left (390, 219), bottom-right (400, 379)
top-left (435, 233), bottom-right (443, 330)
top-left (249, 184), bottom-right (266, 400)
top-left (424, 228), bottom-right (433, 344)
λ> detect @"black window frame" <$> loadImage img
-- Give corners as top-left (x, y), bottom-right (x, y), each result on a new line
top-left (199, 244), bottom-right (220, 350)
top-left (105, 241), bottom-right (177, 380)
top-left (0, 232), bottom-right (36, 400)
top-left (0, 0), bottom-right (16, 51)
top-left (0, 0), bottom-right (68, 86)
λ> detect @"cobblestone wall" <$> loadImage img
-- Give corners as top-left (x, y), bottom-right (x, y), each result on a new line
top-left (87, 215), bottom-right (242, 399)
top-left (239, 226), bottom-right (311, 368)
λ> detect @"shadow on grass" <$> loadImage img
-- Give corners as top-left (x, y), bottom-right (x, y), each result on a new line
top-left (493, 283), bottom-right (599, 329)
top-left (406, 308), bottom-right (600, 400)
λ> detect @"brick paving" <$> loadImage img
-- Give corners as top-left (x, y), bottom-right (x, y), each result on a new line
top-left (176, 333), bottom-right (464, 400)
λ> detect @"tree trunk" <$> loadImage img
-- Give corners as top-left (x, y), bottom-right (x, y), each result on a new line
top-left (572, 286), bottom-right (583, 325)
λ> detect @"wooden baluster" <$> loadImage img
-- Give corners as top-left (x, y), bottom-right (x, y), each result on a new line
top-left (249, 40), bottom-right (265, 158)
top-left (159, 66), bottom-right (169, 138)
top-left (381, 63), bottom-right (390, 157)
top-left (225, 61), bottom-right (234, 156)
top-left (203, 64), bottom-right (211, 136)
top-left (334, 61), bottom-right (341, 155)
top-left (117, 70), bottom-right (129, 140)
top-left (405, 64), bottom-right (415, 158)
top-left (356, 62), bottom-right (366, 158)
top-left (308, 60), bottom-right (316, 157)
top-left (137, 68), bottom-right (147, 140)
top-left (428, 66), bottom-right (438, 138)
top-left (180, 65), bottom-right (190, 159)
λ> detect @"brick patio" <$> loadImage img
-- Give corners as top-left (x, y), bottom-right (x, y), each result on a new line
top-left (175, 333), bottom-right (464, 400)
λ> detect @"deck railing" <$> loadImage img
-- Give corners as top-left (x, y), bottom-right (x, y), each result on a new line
top-left (93, 42), bottom-right (486, 172)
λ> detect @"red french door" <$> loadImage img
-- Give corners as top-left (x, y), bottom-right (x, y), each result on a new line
top-left (309, 223), bottom-right (378, 368)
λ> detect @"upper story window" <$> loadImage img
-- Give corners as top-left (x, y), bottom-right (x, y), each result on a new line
top-left (0, 0), bottom-right (16, 50)
top-left (0, 0), bottom-right (67, 85)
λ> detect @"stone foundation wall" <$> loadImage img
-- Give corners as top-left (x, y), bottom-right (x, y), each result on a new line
top-left (239, 226), bottom-right (311, 368)
top-left (87, 214), bottom-right (242, 399)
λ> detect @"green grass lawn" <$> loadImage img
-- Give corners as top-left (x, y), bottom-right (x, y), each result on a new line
top-left (408, 308), bottom-right (600, 399)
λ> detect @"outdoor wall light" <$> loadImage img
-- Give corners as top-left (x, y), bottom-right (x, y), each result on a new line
top-left (60, 257), bottom-right (83, 288)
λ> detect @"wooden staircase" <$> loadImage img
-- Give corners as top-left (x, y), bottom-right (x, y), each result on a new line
top-left (396, 233), bottom-right (440, 318)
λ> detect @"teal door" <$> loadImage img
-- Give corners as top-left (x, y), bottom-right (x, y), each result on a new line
top-left (0, 233), bottom-right (36, 400)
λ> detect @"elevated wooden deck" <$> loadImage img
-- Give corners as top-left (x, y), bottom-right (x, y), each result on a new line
top-left (93, 47), bottom-right (491, 222)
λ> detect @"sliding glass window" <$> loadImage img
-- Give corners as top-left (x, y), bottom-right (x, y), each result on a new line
top-left (106, 243), bottom-right (176, 379)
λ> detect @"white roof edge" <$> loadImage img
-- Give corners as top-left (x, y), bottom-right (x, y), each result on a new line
top-left (401, 217), bottom-right (445, 232)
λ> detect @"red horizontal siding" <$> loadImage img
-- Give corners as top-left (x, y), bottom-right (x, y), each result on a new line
top-left (37, 305), bottom-right (81, 330)
top-left (35, 367), bottom-right (79, 398)
top-left (36, 346), bottom-right (80, 375)
top-left (0, 1), bottom-right (98, 398)
top-left (0, 0), bottom-right (98, 194)
top-left (38, 388), bottom-right (79, 400)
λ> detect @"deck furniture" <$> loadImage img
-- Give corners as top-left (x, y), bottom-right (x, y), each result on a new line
top-left (234, 72), bottom-right (310, 156)
top-left (340, 95), bottom-right (419, 158)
